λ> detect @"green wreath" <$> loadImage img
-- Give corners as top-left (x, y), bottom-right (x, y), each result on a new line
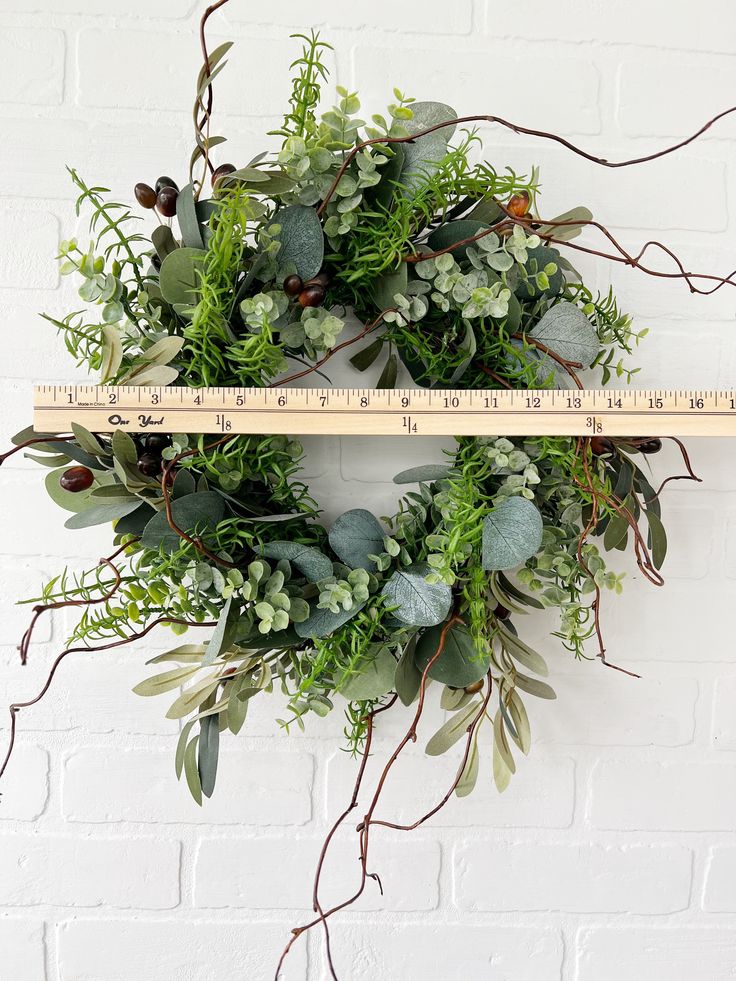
top-left (4, 23), bottom-right (719, 841)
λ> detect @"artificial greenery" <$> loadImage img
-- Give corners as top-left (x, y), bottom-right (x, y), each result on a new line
top-left (12, 31), bottom-right (670, 804)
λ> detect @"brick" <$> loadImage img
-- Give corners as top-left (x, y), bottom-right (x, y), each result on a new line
top-left (712, 677), bottom-right (736, 748)
top-left (704, 846), bottom-right (736, 911)
top-left (591, 760), bottom-right (736, 831)
top-left (482, 0), bottom-right (736, 54)
top-left (577, 927), bottom-right (736, 981)
top-left (77, 29), bottom-right (336, 117)
top-left (227, 0), bottom-right (472, 33)
top-left (454, 841), bottom-right (692, 913)
top-left (0, 834), bottom-right (180, 909)
top-left (534, 669), bottom-right (697, 747)
top-left (353, 46), bottom-right (601, 135)
top-left (63, 747), bottom-right (312, 825)
top-left (0, 745), bottom-right (48, 821)
top-left (0, 206), bottom-right (59, 290)
top-left (326, 745), bottom-right (575, 828)
top-left (618, 55), bottom-right (736, 138)
top-left (0, 558), bottom-right (52, 644)
top-left (0, 28), bottom-right (64, 105)
top-left (0, 919), bottom-right (45, 981)
top-left (194, 834), bottom-right (440, 911)
top-left (327, 923), bottom-right (563, 980)
top-left (57, 919), bottom-right (307, 981)
top-left (0, 0), bottom-right (194, 12)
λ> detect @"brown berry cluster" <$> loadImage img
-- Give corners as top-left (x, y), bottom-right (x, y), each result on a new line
top-left (134, 433), bottom-right (172, 477)
top-left (283, 271), bottom-right (330, 308)
top-left (134, 176), bottom-right (180, 217)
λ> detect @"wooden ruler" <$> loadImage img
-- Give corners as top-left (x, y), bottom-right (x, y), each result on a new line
top-left (33, 385), bottom-right (736, 437)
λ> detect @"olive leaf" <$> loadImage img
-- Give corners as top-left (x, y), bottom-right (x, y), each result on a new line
top-left (132, 665), bottom-right (202, 697)
top-left (349, 337), bottom-right (384, 372)
top-left (198, 712), bottom-right (220, 799)
top-left (415, 621), bottom-right (490, 686)
top-left (176, 183), bottom-right (205, 249)
top-left (455, 731), bottom-right (481, 797)
top-left (383, 563), bottom-right (452, 628)
top-left (339, 647), bottom-right (397, 700)
top-left (482, 497), bottom-right (544, 571)
top-left (259, 541), bottom-right (333, 581)
top-left (528, 300), bottom-right (599, 369)
top-left (99, 324), bottom-right (123, 382)
top-left (271, 204), bottom-right (324, 280)
top-left (535, 205), bottom-right (593, 242)
top-left (64, 499), bottom-right (142, 529)
top-left (151, 224), bottom-right (179, 262)
top-left (328, 509), bottom-right (385, 571)
top-left (120, 364), bottom-right (179, 387)
top-left (140, 491), bottom-right (226, 553)
top-left (202, 596), bottom-right (238, 667)
top-left (425, 698), bottom-right (481, 756)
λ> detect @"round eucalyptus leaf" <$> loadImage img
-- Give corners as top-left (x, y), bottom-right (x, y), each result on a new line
top-left (328, 509), bottom-right (385, 571)
top-left (427, 219), bottom-right (488, 260)
top-left (515, 244), bottom-right (564, 299)
top-left (400, 101), bottom-right (458, 191)
top-left (415, 621), bottom-right (490, 687)
top-left (482, 497), bottom-right (544, 572)
top-left (339, 647), bottom-right (397, 700)
top-left (295, 599), bottom-right (367, 640)
top-left (272, 204), bottom-right (324, 280)
top-left (140, 491), bottom-right (226, 553)
top-left (383, 562), bottom-right (452, 627)
top-left (158, 247), bottom-right (206, 306)
top-left (528, 300), bottom-right (599, 369)
top-left (259, 541), bottom-right (333, 582)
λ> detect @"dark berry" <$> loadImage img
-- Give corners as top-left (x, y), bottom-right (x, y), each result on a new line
top-left (211, 163), bottom-right (237, 186)
top-left (298, 284), bottom-right (326, 308)
top-left (307, 271), bottom-right (330, 288)
top-left (155, 176), bottom-right (179, 195)
top-left (134, 182), bottom-right (157, 209)
top-left (590, 436), bottom-right (614, 456)
top-left (137, 453), bottom-right (163, 477)
top-left (464, 679), bottom-right (484, 695)
top-left (60, 466), bottom-right (94, 493)
top-left (283, 274), bottom-right (303, 297)
top-left (156, 186), bottom-right (179, 218)
top-left (151, 253), bottom-right (162, 271)
top-left (494, 604), bottom-right (511, 620)
top-left (145, 434), bottom-right (171, 453)
top-left (638, 438), bottom-right (663, 455)
top-left (507, 191), bottom-right (531, 217)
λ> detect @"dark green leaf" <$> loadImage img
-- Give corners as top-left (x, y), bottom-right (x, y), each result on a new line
top-left (202, 597), bottom-right (238, 667)
top-left (151, 224), bottom-right (179, 262)
top-left (272, 204), bottom-right (324, 280)
top-left (339, 647), bottom-right (397, 700)
top-left (328, 509), bottom-right (385, 571)
top-left (295, 599), bottom-right (367, 639)
top-left (427, 219), bottom-right (488, 259)
top-left (415, 621), bottom-right (490, 687)
top-left (259, 542), bottom-right (333, 581)
top-left (198, 714), bottom-right (220, 799)
top-left (176, 183), bottom-right (205, 249)
top-left (376, 352), bottom-right (398, 389)
top-left (515, 245), bottom-right (564, 299)
top-left (370, 264), bottom-right (407, 310)
top-left (394, 638), bottom-right (422, 706)
top-left (158, 247), bottom-right (206, 306)
top-left (140, 491), bottom-right (226, 553)
top-left (64, 499), bottom-right (141, 529)
top-left (349, 337), bottom-right (384, 372)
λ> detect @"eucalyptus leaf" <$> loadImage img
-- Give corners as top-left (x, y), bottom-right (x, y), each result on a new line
top-left (339, 647), bottom-right (397, 700)
top-left (140, 491), bottom-right (226, 553)
top-left (482, 497), bottom-right (544, 571)
top-left (394, 639), bottom-right (422, 706)
top-left (328, 509), bottom-right (385, 571)
top-left (370, 264), bottom-right (408, 310)
top-left (158, 247), bottom-right (206, 306)
top-left (415, 621), bottom-right (490, 686)
top-left (114, 502), bottom-right (156, 536)
top-left (272, 204), bottom-right (324, 280)
top-left (528, 300), bottom-right (599, 369)
top-left (400, 101), bottom-right (457, 191)
top-left (383, 562), bottom-right (452, 627)
top-left (45, 467), bottom-right (114, 513)
top-left (393, 464), bottom-right (452, 484)
top-left (259, 542), bottom-right (333, 581)
top-left (427, 219), bottom-right (488, 259)
top-left (295, 599), bottom-right (367, 639)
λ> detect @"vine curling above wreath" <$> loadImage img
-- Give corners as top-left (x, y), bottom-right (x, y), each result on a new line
top-left (1, 3), bottom-right (735, 976)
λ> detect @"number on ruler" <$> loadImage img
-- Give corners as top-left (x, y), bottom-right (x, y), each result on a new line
top-left (216, 414), bottom-right (231, 432)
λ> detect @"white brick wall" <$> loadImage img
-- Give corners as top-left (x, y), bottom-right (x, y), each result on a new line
top-left (0, 2), bottom-right (734, 979)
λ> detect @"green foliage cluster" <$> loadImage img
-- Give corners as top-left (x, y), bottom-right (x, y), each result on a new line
top-left (15, 31), bottom-right (668, 803)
